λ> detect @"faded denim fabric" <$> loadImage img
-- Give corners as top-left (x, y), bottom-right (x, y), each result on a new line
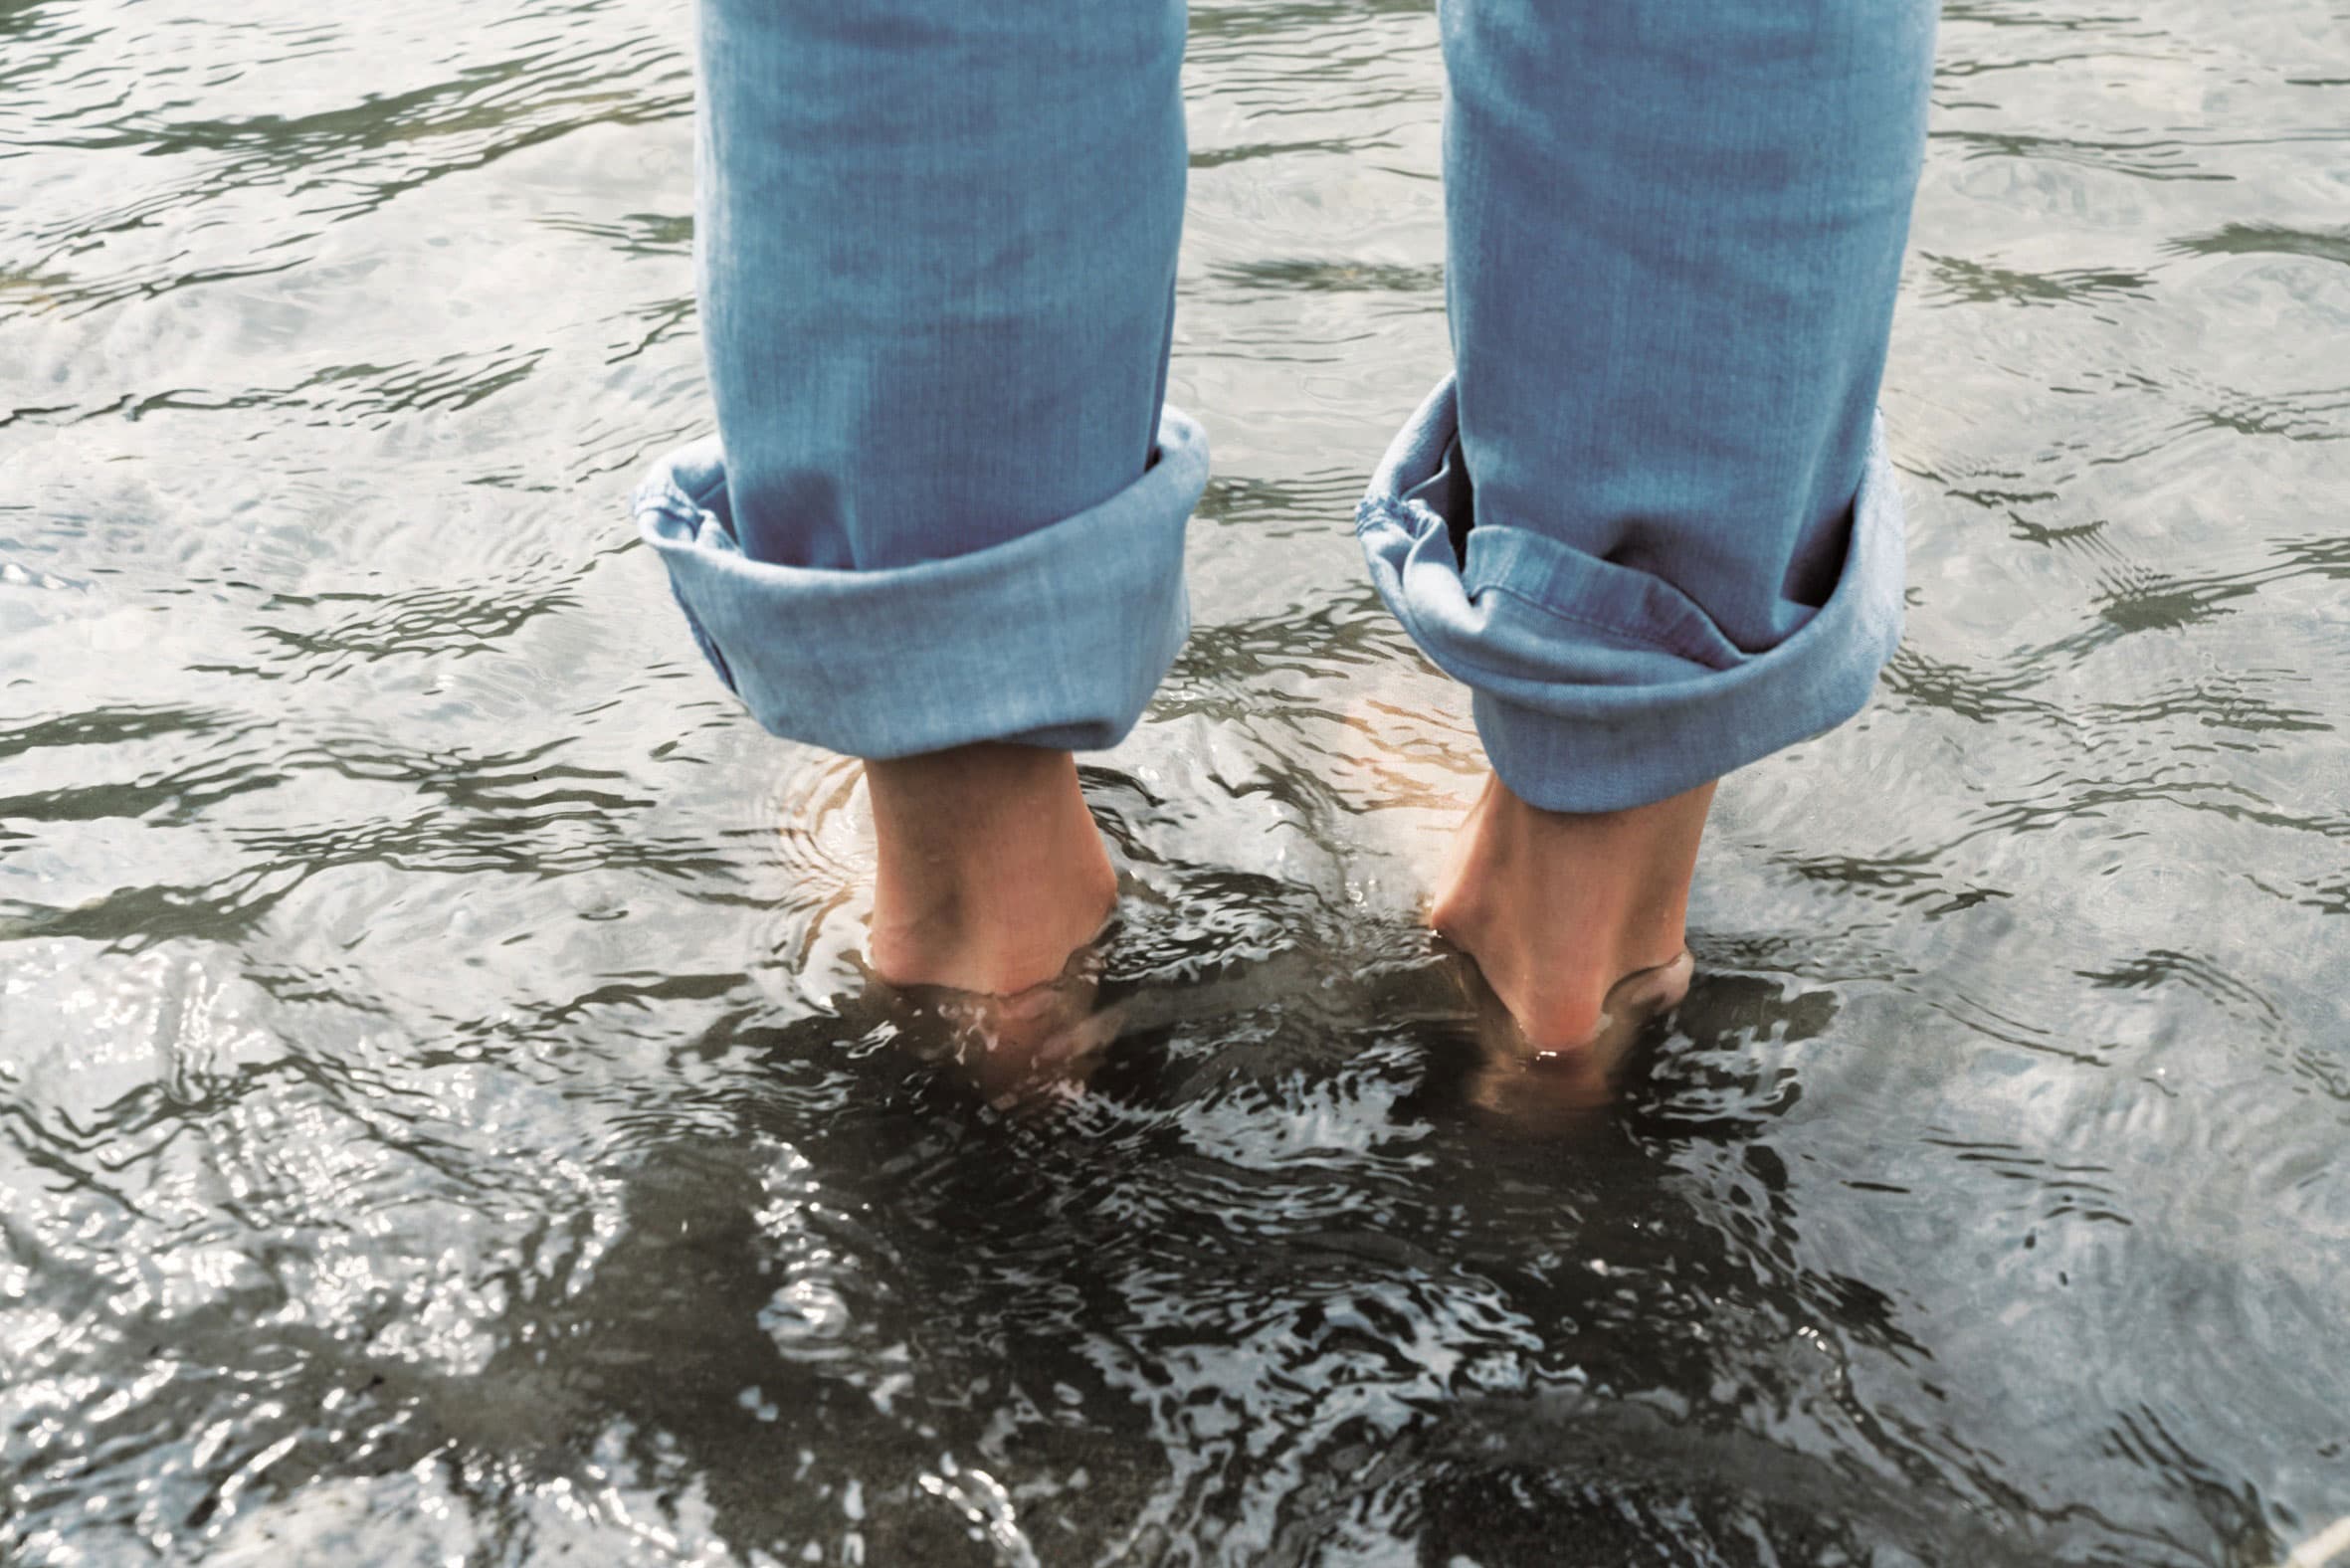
top-left (637, 415), bottom-right (1206, 755)
top-left (635, 0), bottom-right (1935, 807)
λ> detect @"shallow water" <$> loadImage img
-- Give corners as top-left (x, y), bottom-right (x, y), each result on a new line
top-left (5, 0), bottom-right (2349, 1562)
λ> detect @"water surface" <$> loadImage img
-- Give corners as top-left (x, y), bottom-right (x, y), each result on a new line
top-left (4, 0), bottom-right (2349, 1562)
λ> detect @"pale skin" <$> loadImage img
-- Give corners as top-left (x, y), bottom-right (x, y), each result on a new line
top-left (864, 741), bottom-right (1714, 1066)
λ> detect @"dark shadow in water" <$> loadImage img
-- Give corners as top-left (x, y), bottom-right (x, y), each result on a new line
top-left (387, 957), bottom-right (2110, 1565)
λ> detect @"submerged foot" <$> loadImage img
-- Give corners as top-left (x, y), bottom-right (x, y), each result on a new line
top-left (879, 948), bottom-right (1129, 1112)
top-left (863, 742), bottom-right (1117, 996)
top-left (1431, 772), bottom-right (1714, 1058)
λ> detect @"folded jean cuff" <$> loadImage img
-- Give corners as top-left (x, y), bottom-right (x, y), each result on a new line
top-left (1356, 376), bottom-right (1906, 813)
top-left (632, 409), bottom-right (1208, 758)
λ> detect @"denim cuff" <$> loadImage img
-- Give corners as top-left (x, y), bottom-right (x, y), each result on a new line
top-left (633, 410), bottom-right (1208, 758)
top-left (1355, 378), bottom-right (1905, 812)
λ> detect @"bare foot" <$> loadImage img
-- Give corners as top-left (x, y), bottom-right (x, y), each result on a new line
top-left (864, 742), bottom-right (1117, 995)
top-left (886, 956), bottom-right (1130, 1113)
top-left (1431, 773), bottom-right (1715, 1056)
top-left (1454, 951), bottom-right (1696, 1120)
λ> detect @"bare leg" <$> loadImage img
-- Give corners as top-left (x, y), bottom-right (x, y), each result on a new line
top-left (864, 743), bottom-right (1116, 996)
top-left (1432, 773), bottom-right (1715, 1055)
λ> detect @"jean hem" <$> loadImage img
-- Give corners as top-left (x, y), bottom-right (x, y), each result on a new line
top-left (632, 409), bottom-right (1208, 758)
top-left (1356, 376), bottom-right (1906, 812)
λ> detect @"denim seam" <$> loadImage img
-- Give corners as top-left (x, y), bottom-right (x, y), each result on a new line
top-left (1355, 492), bottom-right (1720, 668)
top-left (1349, 493), bottom-right (1423, 539)
top-left (1360, 516), bottom-right (1620, 694)
top-left (1392, 600), bottom-right (1571, 695)
top-left (635, 475), bottom-right (704, 529)
top-left (1473, 580), bottom-right (1729, 668)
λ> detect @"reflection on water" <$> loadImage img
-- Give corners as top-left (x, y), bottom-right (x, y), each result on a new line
top-left (5, 0), bottom-right (2349, 1562)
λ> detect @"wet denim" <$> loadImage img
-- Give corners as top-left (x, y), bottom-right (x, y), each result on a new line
top-left (635, 0), bottom-right (1935, 809)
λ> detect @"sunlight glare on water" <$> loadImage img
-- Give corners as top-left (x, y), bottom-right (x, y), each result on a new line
top-left (3, 0), bottom-right (2349, 1562)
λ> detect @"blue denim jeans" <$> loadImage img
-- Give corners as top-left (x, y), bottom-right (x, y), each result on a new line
top-left (634, 0), bottom-right (1935, 812)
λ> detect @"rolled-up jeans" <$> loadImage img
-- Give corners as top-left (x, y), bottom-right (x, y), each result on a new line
top-left (632, 0), bottom-right (1936, 813)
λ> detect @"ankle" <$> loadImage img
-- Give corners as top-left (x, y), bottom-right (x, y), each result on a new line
top-left (1433, 773), bottom-right (1713, 1052)
top-left (864, 744), bottom-right (1116, 994)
